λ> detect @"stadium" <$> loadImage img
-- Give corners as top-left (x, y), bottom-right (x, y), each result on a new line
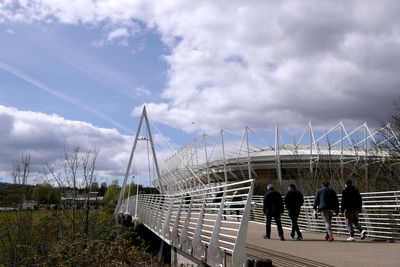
top-left (154, 121), bottom-right (399, 195)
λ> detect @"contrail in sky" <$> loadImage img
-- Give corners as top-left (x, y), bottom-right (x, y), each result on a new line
top-left (0, 61), bottom-right (132, 133)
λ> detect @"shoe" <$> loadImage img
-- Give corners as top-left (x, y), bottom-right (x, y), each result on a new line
top-left (327, 235), bottom-right (334, 242)
top-left (290, 232), bottom-right (295, 239)
top-left (297, 236), bottom-right (303, 240)
top-left (346, 236), bottom-right (355, 241)
top-left (324, 233), bottom-right (329, 240)
top-left (263, 235), bottom-right (270, 239)
top-left (280, 236), bottom-right (285, 241)
top-left (361, 230), bottom-right (366, 240)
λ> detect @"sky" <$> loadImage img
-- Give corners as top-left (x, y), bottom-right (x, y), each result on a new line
top-left (1, 0), bottom-right (400, 186)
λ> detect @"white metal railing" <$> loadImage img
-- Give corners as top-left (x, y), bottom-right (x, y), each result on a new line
top-left (251, 190), bottom-right (400, 240)
top-left (118, 179), bottom-right (254, 267)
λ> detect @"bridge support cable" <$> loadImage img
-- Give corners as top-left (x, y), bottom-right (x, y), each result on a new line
top-left (148, 117), bottom-right (206, 191)
top-left (142, 107), bottom-right (165, 193)
top-left (115, 106), bottom-right (167, 219)
top-left (114, 106), bottom-right (146, 220)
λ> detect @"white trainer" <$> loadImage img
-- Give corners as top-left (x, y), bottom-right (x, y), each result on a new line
top-left (346, 236), bottom-right (355, 241)
top-left (361, 230), bottom-right (367, 240)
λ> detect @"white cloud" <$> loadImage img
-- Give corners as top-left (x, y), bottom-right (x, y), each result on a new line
top-left (1, 1), bottom-right (400, 134)
top-left (5, 28), bottom-right (14, 34)
top-left (107, 27), bottom-right (129, 42)
top-left (0, 105), bottom-right (171, 186)
top-left (134, 86), bottom-right (151, 97)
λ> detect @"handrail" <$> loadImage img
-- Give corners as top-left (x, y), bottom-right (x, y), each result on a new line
top-left (118, 179), bottom-right (254, 267)
top-left (251, 190), bottom-right (400, 240)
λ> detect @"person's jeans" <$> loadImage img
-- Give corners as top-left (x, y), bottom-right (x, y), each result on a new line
top-left (265, 212), bottom-right (284, 238)
top-left (345, 210), bottom-right (363, 237)
top-left (288, 209), bottom-right (302, 237)
top-left (321, 209), bottom-right (334, 236)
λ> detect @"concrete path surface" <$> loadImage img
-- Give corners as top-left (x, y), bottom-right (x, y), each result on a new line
top-left (246, 222), bottom-right (400, 267)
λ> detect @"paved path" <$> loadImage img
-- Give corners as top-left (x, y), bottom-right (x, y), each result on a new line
top-left (246, 222), bottom-right (400, 267)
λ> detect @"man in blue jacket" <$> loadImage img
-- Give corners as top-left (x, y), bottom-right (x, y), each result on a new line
top-left (341, 179), bottom-right (366, 241)
top-left (285, 184), bottom-right (304, 240)
top-left (313, 181), bottom-right (339, 242)
top-left (263, 184), bottom-right (285, 241)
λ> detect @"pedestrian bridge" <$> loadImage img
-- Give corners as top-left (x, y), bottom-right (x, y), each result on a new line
top-left (116, 184), bottom-right (400, 266)
top-left (115, 107), bottom-right (400, 266)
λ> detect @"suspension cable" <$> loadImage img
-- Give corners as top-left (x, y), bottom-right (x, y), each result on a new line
top-left (148, 118), bottom-right (206, 188)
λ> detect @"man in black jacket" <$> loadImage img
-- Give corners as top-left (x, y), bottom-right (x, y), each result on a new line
top-left (285, 184), bottom-right (304, 240)
top-left (313, 181), bottom-right (339, 242)
top-left (263, 184), bottom-right (285, 240)
top-left (341, 179), bottom-right (366, 241)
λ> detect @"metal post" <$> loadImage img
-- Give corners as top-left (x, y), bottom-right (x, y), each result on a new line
top-left (232, 180), bottom-right (254, 267)
top-left (207, 191), bottom-right (225, 266)
top-left (364, 124), bottom-right (368, 191)
top-left (275, 124), bottom-right (282, 186)
top-left (135, 174), bottom-right (139, 219)
top-left (143, 106), bottom-right (165, 194)
top-left (221, 129), bottom-right (228, 184)
top-left (114, 107), bottom-right (145, 219)
top-left (203, 133), bottom-right (211, 185)
top-left (340, 122), bottom-right (344, 181)
top-left (309, 123), bottom-right (314, 179)
top-left (246, 126), bottom-right (252, 180)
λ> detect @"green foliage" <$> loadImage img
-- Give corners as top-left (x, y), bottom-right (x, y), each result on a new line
top-left (0, 209), bottom-right (155, 267)
top-left (124, 183), bottom-right (138, 197)
top-left (103, 179), bottom-right (120, 212)
top-left (98, 182), bottom-right (107, 197)
top-left (32, 183), bottom-right (61, 205)
top-left (0, 183), bottom-right (33, 207)
top-left (89, 182), bottom-right (99, 192)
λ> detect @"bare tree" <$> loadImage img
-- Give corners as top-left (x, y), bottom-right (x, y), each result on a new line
top-left (1, 153), bottom-right (33, 266)
top-left (376, 97), bottom-right (400, 190)
top-left (81, 148), bottom-right (99, 242)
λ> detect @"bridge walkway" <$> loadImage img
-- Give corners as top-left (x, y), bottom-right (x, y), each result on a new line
top-left (246, 222), bottom-right (400, 267)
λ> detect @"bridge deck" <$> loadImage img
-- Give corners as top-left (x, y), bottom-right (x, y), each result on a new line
top-left (246, 222), bottom-right (400, 267)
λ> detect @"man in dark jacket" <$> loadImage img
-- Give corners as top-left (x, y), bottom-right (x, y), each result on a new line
top-left (284, 184), bottom-right (304, 240)
top-left (313, 181), bottom-right (339, 242)
top-left (341, 179), bottom-right (366, 241)
top-left (263, 184), bottom-right (285, 240)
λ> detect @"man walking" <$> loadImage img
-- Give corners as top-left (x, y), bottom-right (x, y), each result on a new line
top-left (284, 184), bottom-right (304, 240)
top-left (313, 181), bottom-right (339, 242)
top-left (341, 179), bottom-right (367, 241)
top-left (263, 184), bottom-right (285, 241)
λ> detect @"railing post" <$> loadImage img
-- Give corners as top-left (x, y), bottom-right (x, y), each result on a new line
top-left (163, 199), bottom-right (173, 242)
top-left (192, 196), bottom-right (207, 260)
top-left (180, 196), bottom-right (193, 253)
top-left (156, 195), bottom-right (165, 234)
top-left (207, 191), bottom-right (225, 267)
top-left (171, 198), bottom-right (184, 247)
top-left (232, 180), bottom-right (254, 267)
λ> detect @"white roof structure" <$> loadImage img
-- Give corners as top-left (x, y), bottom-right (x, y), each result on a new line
top-left (156, 122), bottom-right (398, 194)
